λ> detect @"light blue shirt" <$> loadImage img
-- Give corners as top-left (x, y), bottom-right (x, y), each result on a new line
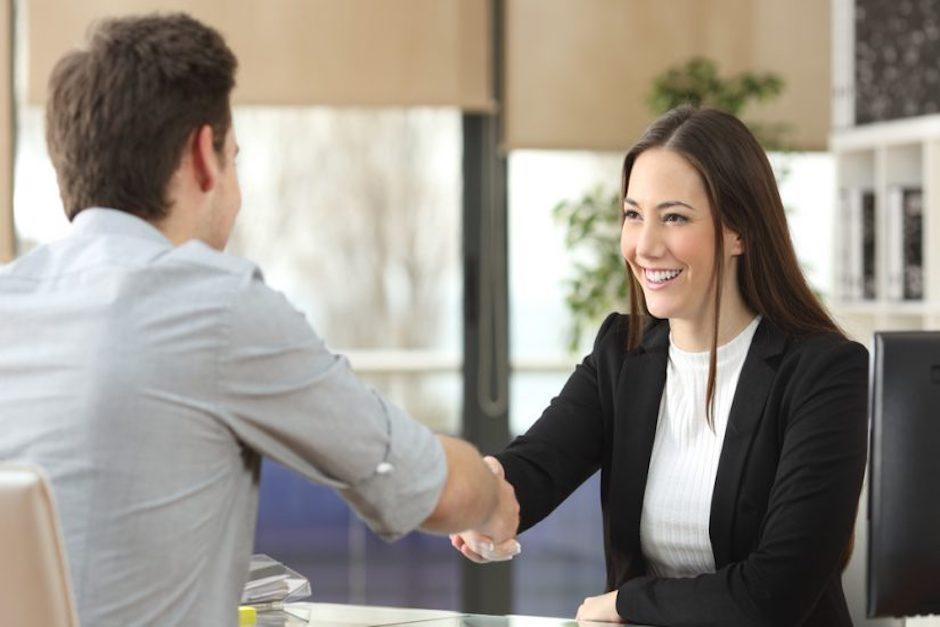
top-left (0, 208), bottom-right (446, 626)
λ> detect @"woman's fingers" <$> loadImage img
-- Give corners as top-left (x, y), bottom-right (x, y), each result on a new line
top-left (483, 456), bottom-right (504, 478)
top-left (492, 538), bottom-right (521, 557)
top-left (576, 602), bottom-right (586, 621)
top-left (459, 543), bottom-right (489, 564)
top-left (452, 527), bottom-right (521, 563)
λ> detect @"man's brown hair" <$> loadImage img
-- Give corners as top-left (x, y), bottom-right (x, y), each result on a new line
top-left (45, 13), bottom-right (237, 221)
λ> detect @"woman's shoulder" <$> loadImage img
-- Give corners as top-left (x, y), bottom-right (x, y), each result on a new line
top-left (590, 313), bottom-right (667, 355)
top-left (772, 325), bottom-right (869, 388)
top-left (780, 327), bottom-right (869, 363)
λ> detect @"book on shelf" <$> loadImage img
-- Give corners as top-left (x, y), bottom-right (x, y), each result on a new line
top-left (839, 187), bottom-right (875, 301)
top-left (886, 187), bottom-right (903, 301)
top-left (902, 187), bottom-right (924, 300)
top-left (862, 189), bottom-right (877, 300)
top-left (839, 185), bottom-right (924, 303)
top-left (886, 185), bottom-right (924, 301)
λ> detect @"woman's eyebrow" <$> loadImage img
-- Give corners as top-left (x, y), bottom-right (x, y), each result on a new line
top-left (624, 197), bottom-right (696, 211)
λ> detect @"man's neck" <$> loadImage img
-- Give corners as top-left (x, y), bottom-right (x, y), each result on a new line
top-left (150, 209), bottom-right (199, 247)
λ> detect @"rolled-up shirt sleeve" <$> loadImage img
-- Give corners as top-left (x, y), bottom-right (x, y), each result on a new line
top-left (217, 272), bottom-right (446, 541)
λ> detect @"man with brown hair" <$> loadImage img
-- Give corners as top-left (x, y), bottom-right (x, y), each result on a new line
top-left (0, 13), bottom-right (518, 626)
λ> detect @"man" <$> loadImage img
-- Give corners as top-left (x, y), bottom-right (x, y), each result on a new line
top-left (0, 13), bottom-right (518, 626)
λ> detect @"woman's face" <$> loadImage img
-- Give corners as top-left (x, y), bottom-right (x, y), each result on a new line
top-left (620, 148), bottom-right (742, 323)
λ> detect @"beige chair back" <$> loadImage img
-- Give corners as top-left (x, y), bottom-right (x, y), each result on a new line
top-left (0, 464), bottom-right (79, 627)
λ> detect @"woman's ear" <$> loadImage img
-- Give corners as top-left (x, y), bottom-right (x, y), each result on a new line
top-left (727, 229), bottom-right (745, 256)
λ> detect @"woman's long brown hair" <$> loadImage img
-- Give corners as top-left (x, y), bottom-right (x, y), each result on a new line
top-left (622, 105), bottom-right (845, 427)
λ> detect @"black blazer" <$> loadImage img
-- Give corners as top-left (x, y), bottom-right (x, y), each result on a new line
top-left (496, 313), bottom-right (868, 627)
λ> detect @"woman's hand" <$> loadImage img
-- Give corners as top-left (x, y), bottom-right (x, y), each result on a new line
top-left (449, 456), bottom-right (522, 563)
top-left (575, 591), bottom-right (625, 623)
top-left (450, 529), bottom-right (520, 563)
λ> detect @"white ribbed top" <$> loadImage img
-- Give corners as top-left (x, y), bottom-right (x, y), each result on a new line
top-left (639, 315), bottom-right (762, 578)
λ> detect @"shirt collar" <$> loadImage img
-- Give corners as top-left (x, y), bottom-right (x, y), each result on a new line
top-left (71, 207), bottom-right (173, 247)
top-left (640, 314), bottom-right (785, 360)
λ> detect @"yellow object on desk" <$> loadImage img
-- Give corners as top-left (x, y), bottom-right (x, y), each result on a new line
top-left (238, 605), bottom-right (257, 625)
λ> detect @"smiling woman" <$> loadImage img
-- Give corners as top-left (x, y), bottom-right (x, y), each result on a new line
top-left (621, 106), bottom-right (845, 427)
top-left (453, 106), bottom-right (869, 627)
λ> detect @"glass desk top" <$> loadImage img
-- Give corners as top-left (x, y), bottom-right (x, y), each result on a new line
top-left (249, 602), bottom-right (654, 627)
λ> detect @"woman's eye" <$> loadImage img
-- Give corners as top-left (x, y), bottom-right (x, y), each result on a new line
top-left (664, 213), bottom-right (688, 224)
top-left (623, 209), bottom-right (641, 221)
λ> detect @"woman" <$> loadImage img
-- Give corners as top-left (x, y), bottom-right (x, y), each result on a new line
top-left (451, 106), bottom-right (868, 626)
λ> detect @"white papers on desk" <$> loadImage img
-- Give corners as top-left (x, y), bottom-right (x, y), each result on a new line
top-left (242, 554), bottom-right (312, 605)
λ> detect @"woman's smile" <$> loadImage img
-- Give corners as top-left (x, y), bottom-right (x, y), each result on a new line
top-left (642, 266), bottom-right (684, 290)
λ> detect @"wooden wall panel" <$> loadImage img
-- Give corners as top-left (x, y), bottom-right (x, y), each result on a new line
top-left (27, 0), bottom-right (493, 110)
top-left (504, 0), bottom-right (830, 151)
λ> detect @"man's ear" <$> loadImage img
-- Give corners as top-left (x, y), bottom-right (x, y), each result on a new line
top-left (191, 124), bottom-right (219, 193)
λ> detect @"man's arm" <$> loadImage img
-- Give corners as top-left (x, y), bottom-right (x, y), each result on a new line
top-left (219, 277), bottom-right (518, 542)
top-left (420, 436), bottom-right (519, 544)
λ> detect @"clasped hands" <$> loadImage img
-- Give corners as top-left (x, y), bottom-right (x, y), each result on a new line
top-left (449, 456), bottom-right (522, 562)
top-left (449, 456), bottom-right (624, 623)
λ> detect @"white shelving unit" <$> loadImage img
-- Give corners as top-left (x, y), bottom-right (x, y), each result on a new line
top-left (830, 117), bottom-right (940, 627)
top-left (831, 120), bottom-right (940, 626)
top-left (829, 4), bottom-right (940, 625)
top-left (829, 114), bottom-right (940, 344)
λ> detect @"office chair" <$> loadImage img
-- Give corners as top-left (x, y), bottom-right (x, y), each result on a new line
top-left (0, 464), bottom-right (79, 626)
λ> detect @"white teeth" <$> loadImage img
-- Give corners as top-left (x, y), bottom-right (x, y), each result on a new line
top-left (645, 268), bottom-right (682, 283)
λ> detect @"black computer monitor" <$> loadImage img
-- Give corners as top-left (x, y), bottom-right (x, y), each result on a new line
top-left (868, 331), bottom-right (940, 618)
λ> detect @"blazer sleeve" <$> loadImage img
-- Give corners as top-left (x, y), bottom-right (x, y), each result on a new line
top-left (615, 339), bottom-right (869, 627)
top-left (494, 312), bottom-right (620, 533)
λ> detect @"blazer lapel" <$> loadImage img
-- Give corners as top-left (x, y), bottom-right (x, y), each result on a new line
top-left (610, 319), bottom-right (669, 564)
top-left (709, 317), bottom-right (787, 567)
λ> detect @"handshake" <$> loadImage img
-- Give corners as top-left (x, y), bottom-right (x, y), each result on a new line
top-left (449, 456), bottom-right (523, 563)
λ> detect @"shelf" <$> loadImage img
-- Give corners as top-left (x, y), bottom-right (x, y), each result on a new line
top-left (827, 300), bottom-right (940, 316)
top-left (830, 114), bottom-right (940, 151)
top-left (831, 125), bottom-right (939, 310)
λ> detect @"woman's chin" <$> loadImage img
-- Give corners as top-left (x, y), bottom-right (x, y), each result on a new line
top-left (643, 297), bottom-right (681, 321)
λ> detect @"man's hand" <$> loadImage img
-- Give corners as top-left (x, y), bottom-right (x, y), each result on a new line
top-left (449, 456), bottom-right (521, 562)
top-left (421, 439), bottom-right (515, 536)
top-left (575, 591), bottom-right (624, 623)
top-left (475, 456), bottom-right (519, 544)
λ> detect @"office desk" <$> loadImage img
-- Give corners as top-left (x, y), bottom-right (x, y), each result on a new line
top-left (253, 602), bottom-right (653, 627)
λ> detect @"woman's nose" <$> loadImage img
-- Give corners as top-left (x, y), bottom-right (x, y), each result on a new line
top-left (635, 222), bottom-right (665, 259)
